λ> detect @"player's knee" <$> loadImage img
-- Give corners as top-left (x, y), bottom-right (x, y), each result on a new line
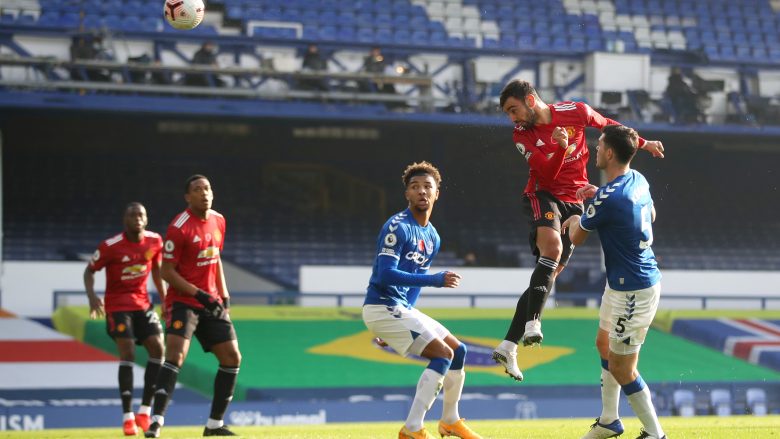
top-left (427, 356), bottom-right (452, 376)
top-left (165, 352), bottom-right (186, 367)
top-left (451, 343), bottom-right (467, 370)
top-left (146, 339), bottom-right (165, 358)
top-left (440, 344), bottom-right (454, 361)
top-left (222, 348), bottom-right (242, 367)
top-left (538, 238), bottom-right (563, 260)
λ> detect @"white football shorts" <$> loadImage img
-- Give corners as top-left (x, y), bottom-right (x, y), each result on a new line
top-left (362, 304), bottom-right (450, 357)
top-left (599, 282), bottom-right (661, 355)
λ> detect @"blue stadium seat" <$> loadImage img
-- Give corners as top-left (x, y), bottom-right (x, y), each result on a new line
top-left (410, 30), bottom-right (428, 46)
top-left (356, 27), bottom-right (374, 43)
top-left (336, 26), bottom-right (355, 41)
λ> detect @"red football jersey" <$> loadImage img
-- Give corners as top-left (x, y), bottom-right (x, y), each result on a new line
top-left (88, 231), bottom-right (163, 312)
top-left (512, 101), bottom-right (646, 203)
top-left (162, 208), bottom-right (226, 309)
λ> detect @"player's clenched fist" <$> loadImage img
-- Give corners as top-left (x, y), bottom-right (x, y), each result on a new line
top-left (437, 271), bottom-right (462, 288)
top-left (552, 126), bottom-right (569, 148)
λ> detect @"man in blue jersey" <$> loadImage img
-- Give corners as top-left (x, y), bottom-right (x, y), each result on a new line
top-left (562, 125), bottom-right (666, 439)
top-left (363, 161), bottom-right (482, 439)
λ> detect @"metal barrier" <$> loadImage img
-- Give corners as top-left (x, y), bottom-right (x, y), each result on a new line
top-left (52, 290), bottom-right (777, 311)
top-left (0, 55), bottom-right (447, 109)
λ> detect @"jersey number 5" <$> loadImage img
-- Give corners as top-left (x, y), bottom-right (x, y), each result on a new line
top-left (639, 205), bottom-right (654, 249)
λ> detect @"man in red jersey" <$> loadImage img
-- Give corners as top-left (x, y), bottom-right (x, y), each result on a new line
top-left (145, 175), bottom-right (240, 438)
top-left (491, 80), bottom-right (665, 382)
top-left (84, 202), bottom-right (165, 436)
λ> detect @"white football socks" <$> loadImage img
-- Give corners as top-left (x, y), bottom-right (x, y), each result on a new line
top-left (441, 369), bottom-right (465, 424)
top-left (627, 386), bottom-right (664, 438)
top-left (138, 405), bottom-right (151, 416)
top-left (405, 368), bottom-right (444, 432)
top-left (498, 339), bottom-right (518, 352)
top-left (122, 412), bottom-right (135, 422)
top-left (600, 368), bottom-right (621, 423)
top-left (206, 418), bottom-right (224, 429)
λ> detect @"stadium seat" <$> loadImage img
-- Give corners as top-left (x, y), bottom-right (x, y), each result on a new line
top-left (709, 389), bottom-right (732, 416)
top-left (672, 389), bottom-right (695, 417)
top-left (746, 388), bottom-right (767, 416)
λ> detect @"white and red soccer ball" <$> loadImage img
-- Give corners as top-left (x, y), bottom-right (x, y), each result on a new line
top-left (163, 0), bottom-right (205, 30)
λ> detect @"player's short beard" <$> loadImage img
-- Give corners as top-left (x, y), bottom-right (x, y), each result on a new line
top-left (519, 103), bottom-right (537, 129)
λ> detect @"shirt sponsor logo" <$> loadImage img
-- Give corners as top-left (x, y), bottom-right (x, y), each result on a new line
top-left (405, 251), bottom-right (430, 266)
top-left (196, 246), bottom-right (220, 266)
top-left (121, 264), bottom-right (147, 280)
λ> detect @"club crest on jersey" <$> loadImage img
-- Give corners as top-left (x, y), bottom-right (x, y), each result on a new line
top-left (214, 229), bottom-right (222, 243)
top-left (565, 126), bottom-right (576, 138)
top-left (144, 249), bottom-right (156, 261)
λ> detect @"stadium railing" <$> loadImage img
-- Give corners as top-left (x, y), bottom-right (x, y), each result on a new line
top-left (0, 54), bottom-right (447, 109)
top-left (51, 290), bottom-right (778, 311)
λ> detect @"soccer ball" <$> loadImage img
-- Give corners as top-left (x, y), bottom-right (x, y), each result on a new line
top-left (163, 0), bottom-right (205, 30)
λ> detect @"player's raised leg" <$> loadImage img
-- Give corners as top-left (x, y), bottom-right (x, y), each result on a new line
top-left (438, 335), bottom-right (482, 439)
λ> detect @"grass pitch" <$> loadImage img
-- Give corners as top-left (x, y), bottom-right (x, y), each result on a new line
top-left (1, 416), bottom-right (778, 438)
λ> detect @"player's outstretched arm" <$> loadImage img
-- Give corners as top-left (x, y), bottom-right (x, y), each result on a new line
top-left (641, 140), bottom-right (665, 158)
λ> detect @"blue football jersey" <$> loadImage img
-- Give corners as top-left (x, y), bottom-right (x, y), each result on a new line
top-left (579, 170), bottom-right (661, 291)
top-left (364, 208), bottom-right (441, 308)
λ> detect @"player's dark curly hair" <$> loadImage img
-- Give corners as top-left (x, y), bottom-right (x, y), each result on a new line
top-left (499, 79), bottom-right (540, 108)
top-left (185, 174), bottom-right (209, 193)
top-left (602, 124), bottom-right (639, 164)
top-left (402, 161), bottom-right (442, 189)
